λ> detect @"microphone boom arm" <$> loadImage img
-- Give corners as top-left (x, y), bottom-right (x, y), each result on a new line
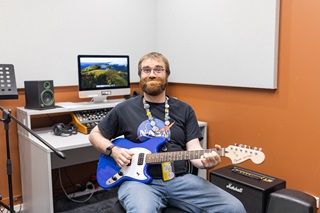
top-left (1, 107), bottom-right (66, 159)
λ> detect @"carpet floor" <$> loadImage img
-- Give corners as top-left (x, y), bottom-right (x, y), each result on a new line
top-left (54, 188), bottom-right (118, 213)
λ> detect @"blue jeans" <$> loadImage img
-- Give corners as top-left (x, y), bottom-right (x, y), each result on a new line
top-left (118, 174), bottom-right (246, 213)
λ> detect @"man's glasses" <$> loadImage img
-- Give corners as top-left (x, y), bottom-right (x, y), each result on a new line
top-left (141, 67), bottom-right (165, 74)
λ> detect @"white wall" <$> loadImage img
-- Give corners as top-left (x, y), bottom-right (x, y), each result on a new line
top-left (0, 0), bottom-right (279, 89)
top-left (157, 0), bottom-right (279, 89)
top-left (0, 0), bottom-right (156, 88)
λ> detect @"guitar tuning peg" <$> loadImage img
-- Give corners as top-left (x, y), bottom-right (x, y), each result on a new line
top-left (258, 148), bottom-right (262, 151)
top-left (244, 145), bottom-right (247, 148)
top-left (248, 146), bottom-right (252, 149)
top-left (234, 143), bottom-right (238, 146)
top-left (239, 144), bottom-right (243, 148)
top-left (254, 147), bottom-right (258, 150)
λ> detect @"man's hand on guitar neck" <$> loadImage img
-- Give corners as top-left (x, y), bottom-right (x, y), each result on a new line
top-left (187, 138), bottom-right (222, 170)
top-left (200, 144), bottom-right (222, 169)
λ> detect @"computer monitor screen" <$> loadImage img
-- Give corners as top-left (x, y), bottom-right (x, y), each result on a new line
top-left (77, 55), bottom-right (130, 103)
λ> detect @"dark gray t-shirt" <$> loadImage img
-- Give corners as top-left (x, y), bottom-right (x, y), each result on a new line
top-left (98, 95), bottom-right (203, 178)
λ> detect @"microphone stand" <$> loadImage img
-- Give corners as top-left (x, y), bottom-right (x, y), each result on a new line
top-left (0, 106), bottom-right (66, 213)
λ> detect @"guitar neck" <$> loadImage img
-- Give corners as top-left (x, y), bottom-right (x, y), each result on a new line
top-left (145, 148), bottom-right (225, 164)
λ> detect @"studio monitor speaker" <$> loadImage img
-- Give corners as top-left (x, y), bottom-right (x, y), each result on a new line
top-left (24, 80), bottom-right (55, 110)
top-left (266, 189), bottom-right (317, 213)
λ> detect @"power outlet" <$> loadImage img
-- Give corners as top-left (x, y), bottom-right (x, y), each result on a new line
top-left (68, 186), bottom-right (104, 199)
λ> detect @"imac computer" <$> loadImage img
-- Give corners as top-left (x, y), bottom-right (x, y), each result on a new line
top-left (77, 55), bottom-right (130, 103)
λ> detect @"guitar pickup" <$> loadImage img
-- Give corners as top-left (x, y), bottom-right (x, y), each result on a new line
top-left (138, 153), bottom-right (144, 165)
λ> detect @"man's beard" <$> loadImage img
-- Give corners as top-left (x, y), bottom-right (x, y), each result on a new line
top-left (139, 77), bottom-right (168, 96)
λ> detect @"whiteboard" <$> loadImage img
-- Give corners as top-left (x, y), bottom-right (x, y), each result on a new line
top-left (0, 0), bottom-right (155, 88)
top-left (1, 0), bottom-right (279, 89)
top-left (157, 0), bottom-right (280, 89)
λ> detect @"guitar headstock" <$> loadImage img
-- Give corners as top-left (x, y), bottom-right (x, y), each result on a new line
top-left (224, 144), bottom-right (265, 164)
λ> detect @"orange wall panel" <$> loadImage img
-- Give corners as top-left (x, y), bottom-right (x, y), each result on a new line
top-left (1, 0), bottom-right (320, 208)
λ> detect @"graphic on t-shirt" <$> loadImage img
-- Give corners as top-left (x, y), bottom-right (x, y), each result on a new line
top-left (137, 118), bottom-right (171, 142)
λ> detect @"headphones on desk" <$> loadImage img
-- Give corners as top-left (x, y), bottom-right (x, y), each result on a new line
top-left (52, 123), bottom-right (78, 137)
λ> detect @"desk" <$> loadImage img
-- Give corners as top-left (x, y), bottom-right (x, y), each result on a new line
top-left (17, 101), bottom-right (207, 213)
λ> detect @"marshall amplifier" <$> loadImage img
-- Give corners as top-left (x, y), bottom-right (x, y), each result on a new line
top-left (210, 165), bottom-right (286, 213)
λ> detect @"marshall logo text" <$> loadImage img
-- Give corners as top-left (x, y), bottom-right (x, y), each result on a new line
top-left (226, 183), bottom-right (243, 193)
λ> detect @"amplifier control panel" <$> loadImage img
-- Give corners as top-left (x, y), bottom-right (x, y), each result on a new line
top-left (71, 108), bottom-right (112, 134)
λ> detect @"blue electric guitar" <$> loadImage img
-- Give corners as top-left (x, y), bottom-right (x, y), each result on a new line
top-left (96, 137), bottom-right (265, 189)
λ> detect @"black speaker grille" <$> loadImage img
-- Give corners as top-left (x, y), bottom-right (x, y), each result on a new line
top-left (41, 90), bottom-right (54, 106)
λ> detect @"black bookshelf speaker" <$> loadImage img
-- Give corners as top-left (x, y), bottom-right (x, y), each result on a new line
top-left (266, 189), bottom-right (317, 213)
top-left (24, 80), bottom-right (55, 110)
top-left (210, 165), bottom-right (286, 213)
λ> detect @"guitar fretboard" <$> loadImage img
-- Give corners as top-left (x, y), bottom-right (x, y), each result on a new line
top-left (145, 148), bottom-right (225, 164)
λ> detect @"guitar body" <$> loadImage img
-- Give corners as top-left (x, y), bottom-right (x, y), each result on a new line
top-left (96, 137), bottom-right (167, 189)
top-left (96, 137), bottom-right (265, 189)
